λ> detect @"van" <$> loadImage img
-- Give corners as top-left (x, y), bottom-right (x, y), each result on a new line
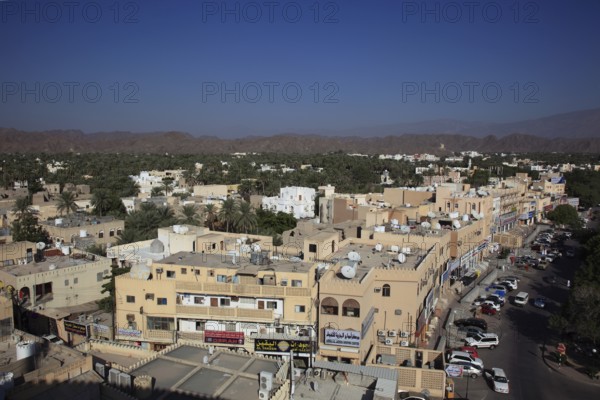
top-left (514, 292), bottom-right (529, 306)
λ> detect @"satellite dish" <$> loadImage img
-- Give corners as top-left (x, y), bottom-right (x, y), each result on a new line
top-left (479, 211), bottom-right (485, 218)
top-left (398, 253), bottom-right (406, 263)
top-left (390, 245), bottom-right (400, 253)
top-left (36, 242), bottom-right (46, 250)
top-left (251, 243), bottom-right (261, 252)
top-left (462, 214), bottom-right (469, 221)
top-left (434, 223), bottom-right (442, 230)
top-left (427, 211), bottom-right (436, 218)
top-left (348, 251), bottom-right (361, 261)
top-left (449, 212), bottom-right (459, 219)
top-left (340, 265), bottom-right (356, 279)
top-left (317, 263), bottom-right (329, 272)
top-left (375, 243), bottom-right (383, 252)
top-left (421, 222), bottom-right (431, 229)
top-left (453, 220), bottom-right (461, 229)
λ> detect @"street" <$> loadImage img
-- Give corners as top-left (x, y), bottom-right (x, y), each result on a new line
top-left (448, 237), bottom-right (600, 399)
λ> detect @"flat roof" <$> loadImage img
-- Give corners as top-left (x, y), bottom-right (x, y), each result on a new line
top-left (41, 215), bottom-right (122, 227)
top-left (130, 345), bottom-right (280, 400)
top-left (158, 251), bottom-right (314, 274)
top-left (1, 253), bottom-right (105, 277)
top-left (327, 243), bottom-right (422, 282)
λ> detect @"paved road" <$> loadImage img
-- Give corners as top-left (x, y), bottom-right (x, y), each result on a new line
top-left (449, 237), bottom-right (599, 399)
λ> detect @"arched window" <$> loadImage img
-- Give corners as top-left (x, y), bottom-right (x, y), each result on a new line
top-left (342, 299), bottom-right (360, 318)
top-left (321, 297), bottom-right (339, 315)
top-left (382, 284), bottom-right (391, 297)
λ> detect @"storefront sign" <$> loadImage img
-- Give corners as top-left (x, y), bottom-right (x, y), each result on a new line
top-left (204, 330), bottom-right (244, 345)
top-left (499, 211), bottom-right (517, 226)
top-left (92, 323), bottom-right (110, 334)
top-left (117, 328), bottom-right (142, 337)
top-left (445, 364), bottom-right (463, 377)
top-left (64, 320), bottom-right (88, 336)
top-left (324, 329), bottom-right (360, 348)
top-left (254, 339), bottom-right (311, 353)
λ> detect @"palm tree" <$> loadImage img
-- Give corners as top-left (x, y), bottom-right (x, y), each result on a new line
top-left (12, 196), bottom-right (31, 215)
top-left (56, 191), bottom-right (78, 216)
top-left (235, 201), bottom-right (257, 233)
top-left (91, 190), bottom-right (111, 216)
top-left (178, 204), bottom-right (203, 226)
top-left (204, 204), bottom-right (217, 230)
top-left (218, 198), bottom-right (238, 233)
top-left (161, 178), bottom-right (174, 197)
top-left (151, 187), bottom-right (164, 197)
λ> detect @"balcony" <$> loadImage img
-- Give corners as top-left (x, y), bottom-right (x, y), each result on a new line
top-left (176, 281), bottom-right (310, 298)
top-left (176, 305), bottom-right (273, 321)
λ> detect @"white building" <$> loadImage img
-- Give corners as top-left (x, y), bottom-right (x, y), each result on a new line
top-left (262, 187), bottom-right (316, 219)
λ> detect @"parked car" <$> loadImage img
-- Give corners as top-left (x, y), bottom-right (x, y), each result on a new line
top-left (495, 280), bottom-right (517, 290)
top-left (446, 350), bottom-right (484, 368)
top-left (534, 297), bottom-right (547, 308)
top-left (42, 334), bottom-right (64, 345)
top-left (486, 285), bottom-right (507, 296)
top-left (486, 368), bottom-right (510, 394)
top-left (482, 300), bottom-right (501, 311)
top-left (453, 318), bottom-right (488, 331)
top-left (480, 304), bottom-right (498, 316)
top-left (464, 332), bottom-right (500, 349)
top-left (501, 275), bottom-right (521, 282)
top-left (458, 346), bottom-right (480, 359)
top-left (448, 360), bottom-right (483, 379)
top-left (566, 249), bottom-right (575, 257)
top-left (458, 326), bottom-right (486, 338)
top-left (514, 291), bottom-right (529, 307)
top-left (486, 295), bottom-right (505, 307)
top-left (472, 296), bottom-right (486, 307)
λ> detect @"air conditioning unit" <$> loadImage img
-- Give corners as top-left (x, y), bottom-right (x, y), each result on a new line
top-left (384, 338), bottom-right (394, 346)
top-left (377, 330), bottom-right (387, 336)
top-left (400, 340), bottom-right (409, 347)
top-left (94, 362), bottom-right (106, 379)
top-left (388, 331), bottom-right (397, 337)
top-left (108, 369), bottom-right (120, 385)
top-left (258, 389), bottom-right (270, 400)
top-left (313, 369), bottom-right (322, 378)
top-left (260, 371), bottom-right (274, 391)
top-left (400, 331), bottom-right (409, 338)
top-left (156, 268), bottom-right (164, 273)
top-left (118, 372), bottom-right (131, 389)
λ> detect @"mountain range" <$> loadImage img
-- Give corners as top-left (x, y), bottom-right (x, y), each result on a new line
top-left (2, 108), bottom-right (600, 154)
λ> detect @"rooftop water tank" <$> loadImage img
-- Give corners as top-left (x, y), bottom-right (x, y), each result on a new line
top-left (16, 341), bottom-right (36, 361)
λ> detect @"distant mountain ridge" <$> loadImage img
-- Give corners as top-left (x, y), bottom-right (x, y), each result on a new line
top-left (2, 128), bottom-right (600, 154)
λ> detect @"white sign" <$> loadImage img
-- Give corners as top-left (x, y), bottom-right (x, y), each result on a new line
top-left (324, 329), bottom-right (360, 348)
top-left (445, 364), bottom-right (463, 378)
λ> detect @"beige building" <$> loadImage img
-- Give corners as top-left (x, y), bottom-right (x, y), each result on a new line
top-left (0, 241), bottom-right (111, 312)
top-left (115, 250), bottom-right (318, 356)
top-left (193, 184), bottom-right (228, 198)
top-left (41, 215), bottom-right (125, 247)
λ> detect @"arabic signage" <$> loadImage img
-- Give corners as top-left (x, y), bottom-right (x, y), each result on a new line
top-left (499, 211), bottom-right (517, 226)
top-left (254, 339), bottom-right (311, 353)
top-left (324, 329), bottom-right (360, 348)
top-left (92, 323), bottom-right (110, 334)
top-left (117, 328), bottom-right (142, 337)
top-left (204, 330), bottom-right (244, 345)
top-left (445, 364), bottom-right (463, 378)
top-left (64, 320), bottom-right (88, 336)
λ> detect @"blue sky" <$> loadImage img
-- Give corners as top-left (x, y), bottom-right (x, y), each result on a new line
top-left (1, 0), bottom-right (599, 136)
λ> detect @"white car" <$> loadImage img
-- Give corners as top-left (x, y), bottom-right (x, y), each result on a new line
top-left (495, 280), bottom-right (517, 290)
top-left (42, 334), bottom-right (64, 345)
top-left (482, 300), bottom-right (501, 311)
top-left (446, 350), bottom-right (484, 368)
top-left (464, 333), bottom-right (500, 349)
top-left (487, 367), bottom-right (510, 394)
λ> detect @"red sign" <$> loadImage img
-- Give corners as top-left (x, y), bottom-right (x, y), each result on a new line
top-left (557, 343), bottom-right (566, 354)
top-left (204, 330), bottom-right (244, 345)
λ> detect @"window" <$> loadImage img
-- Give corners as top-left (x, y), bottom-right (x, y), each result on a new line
top-left (109, 229), bottom-right (115, 237)
top-left (217, 275), bottom-right (227, 283)
top-left (225, 322), bottom-right (236, 331)
top-left (280, 279), bottom-right (288, 286)
top-left (74, 278), bottom-right (78, 284)
top-left (166, 271), bottom-right (175, 278)
top-left (220, 298), bottom-right (231, 307)
top-left (382, 284), bottom-right (391, 297)
top-left (117, 229), bottom-right (122, 236)
top-left (295, 305), bottom-right (306, 313)
top-left (64, 279), bottom-right (69, 286)
top-left (320, 297), bottom-right (339, 315)
top-left (266, 301), bottom-right (277, 309)
top-left (194, 297), bottom-right (205, 304)
top-left (291, 280), bottom-right (302, 287)
top-left (309, 244), bottom-right (317, 253)
top-left (342, 299), bottom-right (360, 318)
top-left (99, 230), bottom-right (104, 238)
top-left (195, 269), bottom-right (201, 275)
top-left (195, 321), bottom-right (205, 331)
top-left (181, 268), bottom-right (187, 274)
top-left (126, 295), bottom-right (135, 303)
top-left (147, 316), bottom-right (174, 330)
top-left (157, 297), bottom-right (167, 305)
top-left (97, 272), bottom-right (104, 281)
top-left (145, 293), bottom-right (155, 300)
